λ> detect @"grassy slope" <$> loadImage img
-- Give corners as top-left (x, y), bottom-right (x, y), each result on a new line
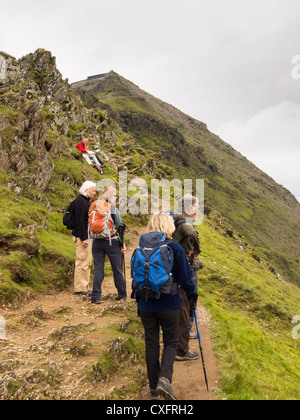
top-left (197, 215), bottom-right (300, 400)
top-left (0, 172), bottom-right (76, 301)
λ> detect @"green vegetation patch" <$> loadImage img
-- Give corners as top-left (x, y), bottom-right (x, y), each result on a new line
top-left (197, 218), bottom-right (300, 400)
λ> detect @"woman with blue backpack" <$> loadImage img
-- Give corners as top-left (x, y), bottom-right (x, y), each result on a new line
top-left (131, 213), bottom-right (198, 400)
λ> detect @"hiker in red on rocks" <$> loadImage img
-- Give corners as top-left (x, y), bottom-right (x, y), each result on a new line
top-left (76, 137), bottom-right (105, 175)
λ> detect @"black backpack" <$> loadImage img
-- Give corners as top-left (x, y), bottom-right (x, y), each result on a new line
top-left (63, 198), bottom-right (79, 230)
top-left (168, 210), bottom-right (187, 228)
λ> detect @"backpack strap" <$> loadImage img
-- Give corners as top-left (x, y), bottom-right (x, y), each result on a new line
top-left (175, 218), bottom-right (187, 227)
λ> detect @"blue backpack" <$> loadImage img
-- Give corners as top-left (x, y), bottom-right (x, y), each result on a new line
top-left (131, 232), bottom-right (177, 300)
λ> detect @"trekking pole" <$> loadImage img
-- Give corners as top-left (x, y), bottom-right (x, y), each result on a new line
top-left (122, 253), bottom-right (126, 280)
top-left (194, 310), bottom-right (209, 393)
top-left (118, 223), bottom-right (127, 280)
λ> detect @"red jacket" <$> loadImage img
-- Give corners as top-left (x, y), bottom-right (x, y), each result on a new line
top-left (76, 142), bottom-right (88, 154)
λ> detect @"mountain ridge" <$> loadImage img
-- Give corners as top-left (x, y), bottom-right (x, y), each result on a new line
top-left (72, 71), bottom-right (300, 286)
top-left (74, 70), bottom-right (299, 204)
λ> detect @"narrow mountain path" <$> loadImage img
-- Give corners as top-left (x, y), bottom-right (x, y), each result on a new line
top-left (0, 227), bottom-right (221, 400)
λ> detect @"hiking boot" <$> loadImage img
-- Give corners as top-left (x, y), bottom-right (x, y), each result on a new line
top-left (115, 296), bottom-right (126, 302)
top-left (175, 351), bottom-right (200, 361)
top-left (150, 389), bottom-right (160, 400)
top-left (91, 299), bottom-right (101, 305)
top-left (156, 377), bottom-right (177, 401)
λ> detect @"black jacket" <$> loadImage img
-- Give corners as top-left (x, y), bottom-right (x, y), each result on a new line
top-left (72, 195), bottom-right (91, 242)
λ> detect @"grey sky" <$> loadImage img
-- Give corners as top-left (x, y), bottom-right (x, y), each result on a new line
top-left (1, 0), bottom-right (300, 201)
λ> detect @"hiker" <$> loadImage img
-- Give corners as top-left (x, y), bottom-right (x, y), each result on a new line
top-left (131, 213), bottom-right (198, 400)
top-left (72, 181), bottom-right (97, 296)
top-left (76, 137), bottom-right (105, 175)
top-left (172, 194), bottom-right (201, 361)
top-left (90, 186), bottom-right (127, 304)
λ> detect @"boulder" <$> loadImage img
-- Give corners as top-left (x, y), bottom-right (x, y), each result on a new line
top-left (0, 115), bottom-right (10, 131)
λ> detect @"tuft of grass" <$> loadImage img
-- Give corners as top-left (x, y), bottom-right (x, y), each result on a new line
top-left (87, 353), bottom-right (119, 382)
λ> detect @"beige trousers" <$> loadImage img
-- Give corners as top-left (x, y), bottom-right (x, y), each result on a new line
top-left (74, 238), bottom-right (92, 293)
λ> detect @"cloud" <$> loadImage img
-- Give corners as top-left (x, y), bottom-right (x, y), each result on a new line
top-left (2, 0), bottom-right (300, 201)
top-left (215, 101), bottom-right (300, 201)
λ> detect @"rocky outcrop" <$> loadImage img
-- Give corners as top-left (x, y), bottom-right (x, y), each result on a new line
top-left (0, 49), bottom-right (105, 197)
top-left (0, 135), bottom-right (10, 169)
top-left (0, 114), bottom-right (10, 131)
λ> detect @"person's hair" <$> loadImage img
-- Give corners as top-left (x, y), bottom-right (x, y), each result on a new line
top-left (79, 181), bottom-right (96, 197)
top-left (147, 213), bottom-right (175, 240)
top-left (178, 194), bottom-right (199, 214)
top-left (98, 186), bottom-right (117, 202)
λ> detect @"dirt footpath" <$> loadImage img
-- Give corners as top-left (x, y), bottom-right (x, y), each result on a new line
top-left (0, 227), bottom-right (221, 400)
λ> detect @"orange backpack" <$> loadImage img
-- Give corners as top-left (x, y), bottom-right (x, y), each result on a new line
top-left (88, 200), bottom-right (117, 243)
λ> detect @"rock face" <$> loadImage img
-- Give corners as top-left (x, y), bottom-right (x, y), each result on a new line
top-left (0, 52), bottom-right (57, 193)
top-left (0, 114), bottom-right (10, 131)
top-left (0, 49), bottom-right (128, 199)
top-left (0, 49), bottom-right (107, 196)
top-left (1, 48), bottom-right (159, 210)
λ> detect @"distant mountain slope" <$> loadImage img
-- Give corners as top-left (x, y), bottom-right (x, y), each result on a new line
top-left (73, 72), bottom-right (300, 286)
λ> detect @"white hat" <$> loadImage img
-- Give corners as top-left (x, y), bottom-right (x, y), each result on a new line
top-left (79, 181), bottom-right (97, 197)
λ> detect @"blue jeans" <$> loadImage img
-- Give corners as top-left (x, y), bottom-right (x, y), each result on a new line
top-left (92, 239), bottom-right (127, 301)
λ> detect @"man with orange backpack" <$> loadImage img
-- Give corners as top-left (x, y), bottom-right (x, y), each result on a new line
top-left (89, 187), bottom-right (127, 304)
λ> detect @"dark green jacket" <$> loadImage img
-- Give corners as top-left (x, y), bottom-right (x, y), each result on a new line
top-left (172, 215), bottom-right (201, 256)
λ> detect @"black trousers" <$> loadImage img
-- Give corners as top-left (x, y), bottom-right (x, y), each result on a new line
top-left (177, 288), bottom-right (191, 357)
top-left (95, 154), bottom-right (105, 166)
top-left (92, 239), bottom-right (127, 301)
top-left (140, 309), bottom-right (180, 390)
